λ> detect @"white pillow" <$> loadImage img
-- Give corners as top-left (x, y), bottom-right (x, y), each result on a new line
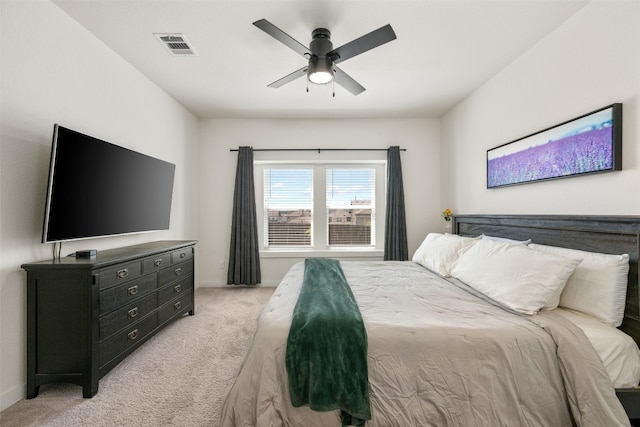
top-left (529, 243), bottom-right (629, 327)
top-left (481, 234), bottom-right (531, 245)
top-left (412, 233), bottom-right (478, 277)
top-left (450, 239), bottom-right (580, 314)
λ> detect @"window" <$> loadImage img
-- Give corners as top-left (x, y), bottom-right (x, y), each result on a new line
top-left (257, 162), bottom-right (385, 253)
top-left (326, 168), bottom-right (375, 246)
top-left (264, 168), bottom-right (312, 246)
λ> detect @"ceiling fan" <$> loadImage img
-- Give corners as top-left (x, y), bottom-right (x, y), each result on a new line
top-left (253, 19), bottom-right (397, 96)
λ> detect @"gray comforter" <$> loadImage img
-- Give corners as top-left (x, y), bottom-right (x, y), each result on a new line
top-left (221, 261), bottom-right (629, 426)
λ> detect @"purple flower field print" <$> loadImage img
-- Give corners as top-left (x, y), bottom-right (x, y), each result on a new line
top-left (487, 105), bottom-right (621, 188)
top-left (488, 127), bottom-right (612, 187)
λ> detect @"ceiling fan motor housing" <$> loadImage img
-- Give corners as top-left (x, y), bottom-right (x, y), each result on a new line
top-left (308, 28), bottom-right (334, 84)
top-left (310, 28), bottom-right (333, 55)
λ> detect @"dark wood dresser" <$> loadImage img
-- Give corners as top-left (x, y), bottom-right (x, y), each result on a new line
top-left (21, 240), bottom-right (196, 398)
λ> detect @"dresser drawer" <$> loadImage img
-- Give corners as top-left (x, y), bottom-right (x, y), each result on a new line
top-left (99, 313), bottom-right (157, 368)
top-left (158, 276), bottom-right (192, 306)
top-left (171, 247), bottom-right (192, 264)
top-left (159, 260), bottom-right (193, 286)
top-left (99, 292), bottom-right (157, 340)
top-left (99, 261), bottom-right (142, 290)
top-left (158, 290), bottom-right (193, 325)
top-left (100, 273), bottom-right (157, 315)
top-left (142, 253), bottom-right (171, 273)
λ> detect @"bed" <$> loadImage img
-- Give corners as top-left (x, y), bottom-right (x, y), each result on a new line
top-left (220, 215), bottom-right (640, 426)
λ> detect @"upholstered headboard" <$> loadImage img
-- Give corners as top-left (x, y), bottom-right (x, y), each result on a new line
top-left (452, 215), bottom-right (640, 346)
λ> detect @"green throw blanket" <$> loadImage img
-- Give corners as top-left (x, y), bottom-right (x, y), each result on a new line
top-left (285, 258), bottom-right (371, 426)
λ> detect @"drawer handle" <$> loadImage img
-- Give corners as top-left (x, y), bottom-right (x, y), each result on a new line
top-left (180, 252), bottom-right (186, 259)
top-left (128, 329), bottom-right (138, 341)
top-left (128, 307), bottom-right (139, 318)
top-left (174, 301), bottom-right (181, 310)
top-left (154, 258), bottom-right (163, 267)
top-left (174, 284), bottom-right (181, 293)
top-left (127, 285), bottom-right (138, 296)
top-left (175, 267), bottom-right (182, 276)
top-left (117, 268), bottom-right (129, 279)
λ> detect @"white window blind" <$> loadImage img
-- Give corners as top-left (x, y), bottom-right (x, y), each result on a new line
top-left (326, 167), bottom-right (375, 246)
top-left (263, 168), bottom-right (313, 246)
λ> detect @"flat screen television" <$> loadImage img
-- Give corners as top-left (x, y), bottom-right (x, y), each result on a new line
top-left (42, 124), bottom-right (176, 243)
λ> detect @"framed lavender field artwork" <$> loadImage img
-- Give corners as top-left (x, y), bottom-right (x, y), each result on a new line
top-left (487, 103), bottom-right (622, 188)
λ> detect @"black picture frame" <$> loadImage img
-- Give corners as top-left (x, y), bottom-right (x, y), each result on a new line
top-left (487, 103), bottom-right (622, 189)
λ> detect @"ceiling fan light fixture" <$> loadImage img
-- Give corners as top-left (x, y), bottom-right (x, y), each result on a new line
top-left (308, 57), bottom-right (333, 85)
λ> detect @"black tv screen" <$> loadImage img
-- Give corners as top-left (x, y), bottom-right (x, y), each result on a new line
top-left (42, 124), bottom-right (176, 243)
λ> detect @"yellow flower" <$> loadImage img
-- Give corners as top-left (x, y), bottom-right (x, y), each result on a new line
top-left (441, 208), bottom-right (452, 221)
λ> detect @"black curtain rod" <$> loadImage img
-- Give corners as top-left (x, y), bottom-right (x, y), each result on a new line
top-left (230, 148), bottom-right (406, 153)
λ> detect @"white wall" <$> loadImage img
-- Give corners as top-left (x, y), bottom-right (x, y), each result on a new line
top-left (198, 118), bottom-right (440, 286)
top-left (0, 1), bottom-right (199, 411)
top-left (441, 1), bottom-right (640, 215)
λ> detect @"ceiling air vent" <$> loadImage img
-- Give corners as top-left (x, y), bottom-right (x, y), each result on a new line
top-left (154, 33), bottom-right (198, 56)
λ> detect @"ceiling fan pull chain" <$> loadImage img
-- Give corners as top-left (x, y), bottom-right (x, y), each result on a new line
top-left (332, 78), bottom-right (335, 98)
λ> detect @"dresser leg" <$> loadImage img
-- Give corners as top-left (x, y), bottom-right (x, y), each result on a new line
top-left (82, 379), bottom-right (98, 398)
top-left (26, 385), bottom-right (39, 399)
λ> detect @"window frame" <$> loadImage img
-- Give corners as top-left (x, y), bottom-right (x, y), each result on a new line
top-left (255, 160), bottom-right (386, 258)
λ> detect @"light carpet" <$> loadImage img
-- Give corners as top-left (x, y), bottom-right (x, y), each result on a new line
top-left (0, 287), bottom-right (275, 427)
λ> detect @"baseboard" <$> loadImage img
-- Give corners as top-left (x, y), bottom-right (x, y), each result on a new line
top-left (198, 280), bottom-right (279, 288)
top-left (0, 383), bottom-right (25, 412)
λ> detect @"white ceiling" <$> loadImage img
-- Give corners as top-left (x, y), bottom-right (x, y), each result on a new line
top-left (52, 0), bottom-right (589, 119)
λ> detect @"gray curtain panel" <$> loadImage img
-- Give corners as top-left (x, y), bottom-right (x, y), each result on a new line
top-left (227, 146), bottom-right (261, 285)
top-left (384, 146), bottom-right (408, 261)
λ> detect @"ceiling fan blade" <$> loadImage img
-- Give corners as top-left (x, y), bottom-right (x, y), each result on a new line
top-left (267, 66), bottom-right (308, 88)
top-left (328, 24), bottom-right (396, 65)
top-left (253, 19), bottom-right (312, 58)
top-left (333, 65), bottom-right (366, 95)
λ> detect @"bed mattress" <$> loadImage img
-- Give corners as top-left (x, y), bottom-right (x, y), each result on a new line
top-left (555, 307), bottom-right (640, 388)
